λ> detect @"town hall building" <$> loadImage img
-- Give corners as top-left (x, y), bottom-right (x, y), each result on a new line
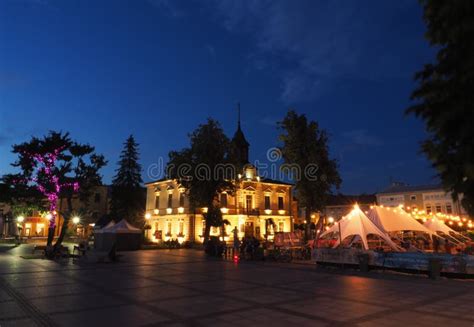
top-left (145, 115), bottom-right (294, 243)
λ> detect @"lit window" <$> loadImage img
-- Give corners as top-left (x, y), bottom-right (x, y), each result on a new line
top-left (446, 204), bottom-right (452, 214)
top-left (246, 195), bottom-right (252, 209)
top-left (264, 195), bottom-right (271, 210)
top-left (155, 195), bottom-right (160, 209)
top-left (168, 193), bottom-right (173, 208)
top-left (436, 205), bottom-right (442, 213)
top-left (179, 193), bottom-right (185, 207)
top-left (278, 221), bottom-right (284, 232)
top-left (167, 221), bottom-right (172, 235)
top-left (278, 196), bottom-right (284, 210)
top-left (179, 221), bottom-right (184, 235)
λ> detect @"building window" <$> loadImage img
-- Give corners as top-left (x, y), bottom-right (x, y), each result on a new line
top-left (436, 205), bottom-right (442, 213)
top-left (179, 220), bottom-right (184, 235)
top-left (202, 220), bottom-right (206, 236)
top-left (179, 193), bottom-right (185, 207)
top-left (264, 195), bottom-right (271, 210)
top-left (155, 195), bottom-right (160, 209)
top-left (168, 193), bottom-right (173, 208)
top-left (426, 206), bottom-right (432, 214)
top-left (220, 193), bottom-right (227, 207)
top-left (410, 195), bottom-right (416, 201)
top-left (278, 196), bottom-right (284, 210)
top-left (278, 221), bottom-right (284, 232)
top-left (167, 221), bottom-right (172, 235)
top-left (446, 204), bottom-right (452, 214)
top-left (94, 193), bottom-right (101, 203)
top-left (246, 195), bottom-right (252, 209)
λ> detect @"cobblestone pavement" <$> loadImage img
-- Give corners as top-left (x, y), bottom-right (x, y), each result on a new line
top-left (0, 244), bottom-right (473, 326)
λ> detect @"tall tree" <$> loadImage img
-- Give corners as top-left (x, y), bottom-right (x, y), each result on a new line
top-left (110, 135), bottom-right (145, 226)
top-left (407, 1), bottom-right (474, 216)
top-left (3, 131), bottom-right (106, 254)
top-left (167, 119), bottom-right (235, 243)
top-left (279, 110), bottom-right (341, 239)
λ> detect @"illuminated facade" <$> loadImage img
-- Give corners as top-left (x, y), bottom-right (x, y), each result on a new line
top-left (145, 170), bottom-right (293, 243)
top-left (376, 183), bottom-right (468, 218)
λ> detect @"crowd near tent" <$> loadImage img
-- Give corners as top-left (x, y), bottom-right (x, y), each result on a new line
top-left (94, 219), bottom-right (141, 251)
top-left (368, 206), bottom-right (434, 235)
top-left (320, 206), bottom-right (401, 251)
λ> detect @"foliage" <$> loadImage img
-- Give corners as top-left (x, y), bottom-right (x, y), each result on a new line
top-left (278, 110), bottom-right (341, 237)
top-left (3, 131), bottom-right (106, 249)
top-left (167, 118), bottom-right (235, 242)
top-left (407, 0), bottom-right (474, 215)
top-left (110, 135), bottom-right (145, 227)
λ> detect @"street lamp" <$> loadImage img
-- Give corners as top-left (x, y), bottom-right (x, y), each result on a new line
top-left (145, 213), bottom-right (151, 220)
top-left (72, 216), bottom-right (80, 224)
top-left (17, 216), bottom-right (25, 223)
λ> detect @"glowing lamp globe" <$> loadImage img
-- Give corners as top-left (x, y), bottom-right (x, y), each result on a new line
top-left (72, 216), bottom-right (80, 224)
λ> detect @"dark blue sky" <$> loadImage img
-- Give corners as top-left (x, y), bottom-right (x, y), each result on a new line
top-left (1, 0), bottom-right (438, 194)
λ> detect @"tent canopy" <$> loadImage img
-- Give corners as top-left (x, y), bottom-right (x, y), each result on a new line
top-left (321, 206), bottom-right (401, 251)
top-left (423, 218), bottom-right (469, 241)
top-left (368, 206), bottom-right (434, 235)
top-left (101, 219), bottom-right (141, 234)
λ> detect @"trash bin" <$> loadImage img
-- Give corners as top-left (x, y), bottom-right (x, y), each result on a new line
top-left (428, 258), bottom-right (441, 280)
top-left (358, 253), bottom-right (370, 272)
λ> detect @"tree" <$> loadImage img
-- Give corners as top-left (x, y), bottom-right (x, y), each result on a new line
top-left (3, 131), bottom-right (106, 254)
top-left (407, 1), bottom-right (474, 216)
top-left (278, 110), bottom-right (341, 239)
top-left (167, 119), bottom-right (235, 243)
top-left (110, 135), bottom-right (145, 227)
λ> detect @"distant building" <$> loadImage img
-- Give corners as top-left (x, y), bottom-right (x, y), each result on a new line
top-left (1, 185), bottom-right (111, 238)
top-left (376, 183), bottom-right (468, 217)
top-left (144, 115), bottom-right (294, 243)
top-left (323, 194), bottom-right (376, 221)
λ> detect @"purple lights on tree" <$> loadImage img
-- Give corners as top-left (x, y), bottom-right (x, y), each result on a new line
top-left (22, 147), bottom-right (80, 228)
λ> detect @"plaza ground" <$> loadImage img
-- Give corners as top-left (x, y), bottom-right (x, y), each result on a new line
top-left (0, 245), bottom-right (473, 326)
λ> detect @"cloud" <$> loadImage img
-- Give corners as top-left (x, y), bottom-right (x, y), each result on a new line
top-left (342, 129), bottom-right (383, 147)
top-left (205, 0), bottom-right (419, 103)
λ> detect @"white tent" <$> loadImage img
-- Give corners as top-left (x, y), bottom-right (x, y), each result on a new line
top-left (368, 206), bottom-right (434, 235)
top-left (94, 220), bottom-right (115, 234)
top-left (94, 219), bottom-right (142, 251)
top-left (321, 206), bottom-right (401, 251)
top-left (102, 219), bottom-right (141, 234)
top-left (424, 218), bottom-right (469, 241)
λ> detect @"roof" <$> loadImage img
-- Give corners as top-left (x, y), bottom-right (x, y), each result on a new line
top-left (377, 183), bottom-right (444, 195)
top-left (144, 178), bottom-right (172, 186)
top-left (259, 178), bottom-right (293, 186)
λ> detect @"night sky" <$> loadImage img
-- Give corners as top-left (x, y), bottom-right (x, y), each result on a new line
top-left (0, 0), bottom-right (438, 194)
